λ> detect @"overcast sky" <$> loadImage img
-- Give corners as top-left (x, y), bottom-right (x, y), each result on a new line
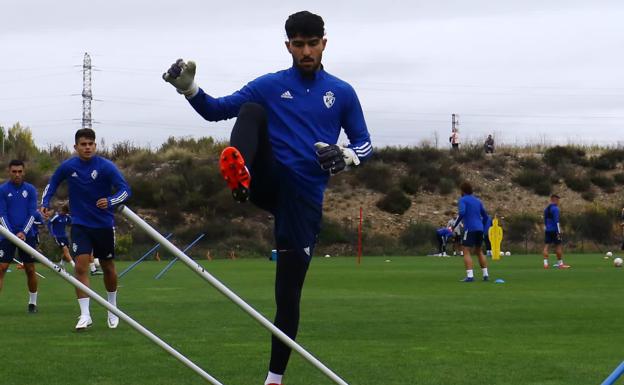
top-left (2, 0), bottom-right (624, 149)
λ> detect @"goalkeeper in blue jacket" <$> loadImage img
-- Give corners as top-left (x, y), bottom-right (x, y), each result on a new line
top-left (163, 11), bottom-right (372, 385)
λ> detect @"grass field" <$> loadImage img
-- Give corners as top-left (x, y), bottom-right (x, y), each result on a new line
top-left (1, 254), bottom-right (624, 385)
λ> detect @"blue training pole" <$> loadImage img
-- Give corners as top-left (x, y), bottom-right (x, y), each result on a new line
top-left (119, 233), bottom-right (173, 278)
top-left (155, 233), bottom-right (206, 279)
top-left (601, 361), bottom-right (624, 385)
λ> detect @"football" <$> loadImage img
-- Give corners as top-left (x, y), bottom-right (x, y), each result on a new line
top-left (606, 251), bottom-right (613, 257)
top-left (614, 257), bottom-right (623, 267)
top-left (505, 251), bottom-right (511, 256)
top-left (499, 251), bottom-right (504, 256)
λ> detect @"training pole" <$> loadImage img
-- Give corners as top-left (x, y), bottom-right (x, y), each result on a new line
top-left (119, 233), bottom-right (173, 278)
top-left (155, 233), bottom-right (206, 279)
top-left (119, 205), bottom-right (351, 385)
top-left (12, 258), bottom-right (46, 278)
top-left (601, 361), bottom-right (624, 385)
top-left (0, 225), bottom-right (223, 385)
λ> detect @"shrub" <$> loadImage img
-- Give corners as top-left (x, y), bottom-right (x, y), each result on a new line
top-left (400, 222), bottom-right (436, 248)
top-left (565, 174), bottom-right (591, 192)
top-left (614, 172), bottom-right (624, 185)
top-left (591, 149), bottom-right (624, 170)
top-left (376, 189), bottom-right (412, 214)
top-left (581, 189), bottom-right (596, 202)
top-left (506, 213), bottom-right (539, 243)
top-left (568, 207), bottom-right (615, 243)
top-left (513, 169), bottom-right (552, 195)
top-left (319, 219), bottom-right (356, 244)
top-left (590, 173), bottom-right (615, 192)
top-left (355, 161), bottom-right (393, 193)
top-left (115, 233), bottom-right (133, 258)
top-left (543, 146), bottom-right (587, 168)
top-left (439, 178), bottom-right (456, 195)
top-left (400, 175), bottom-right (421, 195)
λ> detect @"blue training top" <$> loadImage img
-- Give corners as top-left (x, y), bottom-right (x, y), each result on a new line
top-left (455, 194), bottom-right (489, 232)
top-left (188, 66), bottom-right (373, 204)
top-left (544, 203), bottom-right (560, 232)
top-left (0, 181), bottom-right (38, 238)
top-left (47, 213), bottom-right (71, 238)
top-left (41, 155), bottom-right (131, 228)
top-left (436, 227), bottom-right (453, 238)
top-left (32, 211), bottom-right (44, 236)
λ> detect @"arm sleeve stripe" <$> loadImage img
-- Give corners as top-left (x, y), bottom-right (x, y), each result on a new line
top-left (23, 216), bottom-right (35, 234)
top-left (110, 191), bottom-right (129, 205)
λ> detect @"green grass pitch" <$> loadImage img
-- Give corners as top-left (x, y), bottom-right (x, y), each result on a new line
top-left (1, 254), bottom-right (623, 385)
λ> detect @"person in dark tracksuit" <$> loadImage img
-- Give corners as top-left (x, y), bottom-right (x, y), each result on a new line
top-left (0, 160), bottom-right (40, 313)
top-left (542, 194), bottom-right (569, 269)
top-left (163, 11), bottom-right (372, 385)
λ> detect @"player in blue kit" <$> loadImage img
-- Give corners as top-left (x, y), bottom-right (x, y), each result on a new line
top-left (542, 194), bottom-right (570, 269)
top-left (453, 182), bottom-right (490, 282)
top-left (163, 11), bottom-right (372, 385)
top-left (0, 160), bottom-right (41, 313)
top-left (47, 203), bottom-right (75, 270)
top-left (41, 128), bottom-right (131, 330)
top-left (435, 226), bottom-right (453, 256)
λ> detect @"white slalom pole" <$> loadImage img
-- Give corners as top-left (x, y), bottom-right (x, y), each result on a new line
top-left (0, 225), bottom-right (224, 385)
top-left (119, 205), bottom-right (350, 385)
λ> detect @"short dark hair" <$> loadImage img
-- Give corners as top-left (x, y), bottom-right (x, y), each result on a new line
top-left (551, 194), bottom-right (560, 199)
top-left (60, 203), bottom-right (69, 213)
top-left (8, 159), bottom-right (24, 168)
top-left (460, 181), bottom-right (473, 195)
top-left (285, 11), bottom-right (325, 39)
top-left (75, 128), bottom-right (96, 144)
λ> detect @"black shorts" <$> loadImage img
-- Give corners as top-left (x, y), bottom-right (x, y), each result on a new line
top-left (71, 224), bottom-right (115, 260)
top-left (545, 231), bottom-right (562, 245)
top-left (463, 231), bottom-right (484, 248)
top-left (0, 237), bottom-right (38, 263)
top-left (54, 236), bottom-right (70, 248)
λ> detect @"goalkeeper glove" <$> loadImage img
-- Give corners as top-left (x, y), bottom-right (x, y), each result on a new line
top-left (314, 142), bottom-right (360, 175)
top-left (162, 59), bottom-right (199, 98)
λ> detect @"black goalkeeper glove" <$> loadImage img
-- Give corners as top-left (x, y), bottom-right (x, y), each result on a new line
top-left (314, 142), bottom-right (361, 175)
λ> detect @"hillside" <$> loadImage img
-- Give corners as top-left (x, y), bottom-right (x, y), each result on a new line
top-left (1, 127), bottom-right (623, 257)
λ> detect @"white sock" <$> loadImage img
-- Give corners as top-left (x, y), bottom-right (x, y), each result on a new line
top-left (543, 259), bottom-right (549, 267)
top-left (264, 371), bottom-right (283, 385)
top-left (482, 268), bottom-right (489, 277)
top-left (70, 260), bottom-right (75, 267)
top-left (89, 263), bottom-right (96, 272)
top-left (107, 291), bottom-right (117, 307)
top-left (466, 269), bottom-right (474, 278)
top-left (59, 260), bottom-right (64, 267)
top-left (557, 259), bottom-right (563, 265)
top-left (78, 297), bottom-right (90, 317)
top-left (29, 291), bottom-right (37, 305)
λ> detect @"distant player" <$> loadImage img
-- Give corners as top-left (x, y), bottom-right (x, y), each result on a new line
top-left (453, 181), bottom-right (490, 282)
top-left (0, 160), bottom-right (40, 313)
top-left (447, 215), bottom-right (463, 256)
top-left (543, 194), bottom-right (570, 269)
top-left (435, 226), bottom-right (453, 256)
top-left (47, 203), bottom-right (75, 270)
top-left (41, 128), bottom-right (131, 330)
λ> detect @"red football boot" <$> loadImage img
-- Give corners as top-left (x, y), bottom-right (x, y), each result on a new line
top-left (219, 146), bottom-right (251, 202)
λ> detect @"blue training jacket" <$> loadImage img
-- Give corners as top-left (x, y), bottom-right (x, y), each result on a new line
top-left (47, 213), bottom-right (71, 238)
top-left (455, 194), bottom-right (489, 232)
top-left (437, 227), bottom-right (453, 238)
top-left (544, 203), bottom-right (560, 232)
top-left (41, 156), bottom-right (131, 228)
top-left (188, 66), bottom-right (373, 204)
top-left (0, 181), bottom-right (38, 238)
